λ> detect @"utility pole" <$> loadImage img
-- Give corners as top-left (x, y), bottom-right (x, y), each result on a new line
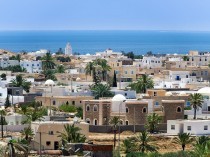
top-left (1, 111), bottom-right (3, 139)
top-left (134, 106), bottom-right (136, 133)
top-left (39, 132), bottom-right (42, 157)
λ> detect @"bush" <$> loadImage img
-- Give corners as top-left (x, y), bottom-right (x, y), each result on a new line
top-left (59, 104), bottom-right (76, 113)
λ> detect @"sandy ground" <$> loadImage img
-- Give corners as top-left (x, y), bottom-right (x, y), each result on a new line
top-left (89, 131), bottom-right (194, 154)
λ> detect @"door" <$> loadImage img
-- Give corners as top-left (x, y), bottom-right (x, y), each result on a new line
top-left (54, 141), bottom-right (59, 150)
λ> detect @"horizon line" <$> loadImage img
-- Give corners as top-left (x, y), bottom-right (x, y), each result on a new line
top-left (0, 29), bottom-right (210, 32)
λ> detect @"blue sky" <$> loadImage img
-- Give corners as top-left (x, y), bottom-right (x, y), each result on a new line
top-left (0, 0), bottom-right (210, 31)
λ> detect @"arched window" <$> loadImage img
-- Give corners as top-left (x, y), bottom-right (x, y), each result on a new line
top-left (94, 119), bottom-right (98, 125)
top-left (177, 106), bottom-right (182, 113)
top-left (142, 107), bottom-right (147, 113)
top-left (86, 118), bottom-right (90, 124)
top-left (125, 120), bottom-right (129, 125)
top-left (93, 105), bottom-right (98, 112)
top-left (126, 107), bottom-right (129, 113)
top-left (86, 105), bottom-right (90, 111)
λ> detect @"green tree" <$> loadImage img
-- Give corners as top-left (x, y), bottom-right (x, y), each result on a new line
top-left (76, 107), bottom-right (83, 118)
top-left (85, 62), bottom-right (94, 76)
top-left (109, 116), bottom-right (120, 148)
top-left (121, 138), bottom-right (136, 154)
top-left (189, 93), bottom-right (204, 119)
top-left (1, 73), bottom-right (6, 80)
top-left (56, 64), bottom-right (65, 73)
top-left (20, 126), bottom-right (34, 143)
top-left (146, 113), bottom-right (162, 133)
top-left (42, 69), bottom-right (57, 81)
top-left (57, 124), bottom-right (86, 146)
top-left (7, 139), bottom-right (28, 157)
top-left (112, 70), bottom-right (117, 87)
top-left (41, 52), bottom-right (56, 70)
top-left (59, 104), bottom-right (77, 113)
top-left (4, 95), bottom-right (11, 108)
top-left (135, 131), bottom-right (157, 153)
top-left (174, 133), bottom-right (193, 151)
top-left (10, 75), bottom-right (31, 93)
top-left (129, 74), bottom-right (154, 93)
top-left (90, 83), bottom-right (114, 99)
top-left (182, 56), bottom-right (189, 61)
top-left (95, 59), bottom-right (111, 81)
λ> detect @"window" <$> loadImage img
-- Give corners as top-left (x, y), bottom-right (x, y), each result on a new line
top-left (0, 93), bottom-right (2, 97)
top-left (125, 71), bottom-right (127, 74)
top-left (124, 93), bottom-right (127, 96)
top-left (187, 126), bottom-right (191, 131)
top-left (15, 90), bottom-right (20, 95)
top-left (155, 102), bottom-right (159, 106)
top-left (94, 119), bottom-right (98, 125)
top-left (48, 131), bottom-right (54, 135)
top-left (171, 125), bottom-right (175, 130)
top-left (37, 64), bottom-right (39, 66)
top-left (131, 71), bottom-right (134, 74)
top-left (204, 125), bottom-right (208, 130)
top-left (154, 92), bottom-right (157, 96)
top-left (80, 101), bottom-right (82, 103)
top-left (186, 75), bottom-right (188, 78)
top-left (201, 71), bottom-right (203, 76)
top-left (52, 100), bottom-right (56, 105)
top-left (46, 141), bottom-right (51, 146)
top-left (32, 64), bottom-right (34, 66)
top-left (142, 107), bottom-right (147, 113)
top-left (86, 105), bottom-right (90, 111)
top-left (205, 71), bottom-right (208, 76)
top-left (86, 118), bottom-right (90, 124)
top-left (177, 106), bottom-right (182, 113)
top-left (115, 71), bottom-right (119, 74)
top-left (125, 120), bottom-right (129, 125)
top-left (93, 105), bottom-right (98, 112)
top-left (117, 63), bottom-right (119, 66)
top-left (27, 64), bottom-right (29, 66)
top-left (126, 107), bottom-right (129, 113)
top-left (186, 101), bottom-right (190, 106)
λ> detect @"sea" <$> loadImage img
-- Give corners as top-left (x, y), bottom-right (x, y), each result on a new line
top-left (0, 30), bottom-right (210, 55)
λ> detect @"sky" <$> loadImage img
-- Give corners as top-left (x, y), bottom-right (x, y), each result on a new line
top-left (0, 0), bottom-right (210, 31)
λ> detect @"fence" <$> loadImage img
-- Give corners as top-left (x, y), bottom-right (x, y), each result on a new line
top-left (89, 123), bottom-right (167, 133)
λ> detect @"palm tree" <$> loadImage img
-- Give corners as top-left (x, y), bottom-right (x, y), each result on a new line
top-left (57, 124), bottom-right (86, 146)
top-left (174, 133), bottom-right (193, 151)
top-left (129, 74), bottom-right (154, 93)
top-left (96, 59), bottom-right (111, 81)
top-left (121, 138), bottom-right (136, 154)
top-left (42, 69), bottom-right (57, 81)
top-left (189, 93), bottom-right (204, 119)
top-left (56, 64), bottom-right (65, 73)
top-left (6, 139), bottom-right (28, 157)
top-left (135, 131), bottom-right (157, 153)
top-left (194, 136), bottom-right (210, 156)
top-left (85, 62), bottom-right (94, 76)
top-left (90, 83), bottom-right (114, 99)
top-left (41, 52), bottom-right (56, 70)
top-left (146, 113), bottom-right (162, 133)
top-left (20, 126), bottom-right (34, 142)
top-left (10, 75), bottom-right (31, 93)
top-left (16, 54), bottom-right (21, 62)
top-left (109, 116), bottom-right (120, 148)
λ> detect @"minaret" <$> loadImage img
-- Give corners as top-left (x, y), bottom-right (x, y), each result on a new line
top-left (65, 42), bottom-right (72, 55)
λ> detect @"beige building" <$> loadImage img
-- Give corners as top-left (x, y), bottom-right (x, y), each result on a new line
top-left (31, 121), bottom-right (89, 150)
top-left (36, 96), bottom-right (94, 107)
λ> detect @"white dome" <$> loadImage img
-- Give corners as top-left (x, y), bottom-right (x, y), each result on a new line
top-left (112, 94), bottom-right (126, 102)
top-left (44, 79), bottom-right (55, 86)
top-left (76, 77), bottom-right (81, 81)
top-left (197, 87), bottom-right (210, 95)
top-left (165, 92), bottom-right (173, 96)
top-left (86, 53), bottom-right (90, 56)
top-left (179, 91), bottom-right (186, 96)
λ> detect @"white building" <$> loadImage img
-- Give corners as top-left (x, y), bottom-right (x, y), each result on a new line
top-left (20, 60), bottom-right (42, 73)
top-left (27, 49), bottom-right (48, 57)
top-left (167, 119), bottom-right (210, 135)
top-left (0, 59), bottom-right (19, 68)
top-left (140, 56), bottom-right (165, 69)
top-left (65, 42), bottom-right (72, 56)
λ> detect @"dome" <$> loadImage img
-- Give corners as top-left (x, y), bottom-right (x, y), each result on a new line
top-left (197, 87), bottom-right (210, 95)
top-left (165, 92), bottom-right (173, 96)
top-left (179, 91), bottom-right (186, 96)
top-left (86, 53), bottom-right (90, 56)
top-left (44, 79), bottom-right (55, 86)
top-left (112, 94), bottom-right (126, 102)
top-left (76, 77), bottom-right (81, 81)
